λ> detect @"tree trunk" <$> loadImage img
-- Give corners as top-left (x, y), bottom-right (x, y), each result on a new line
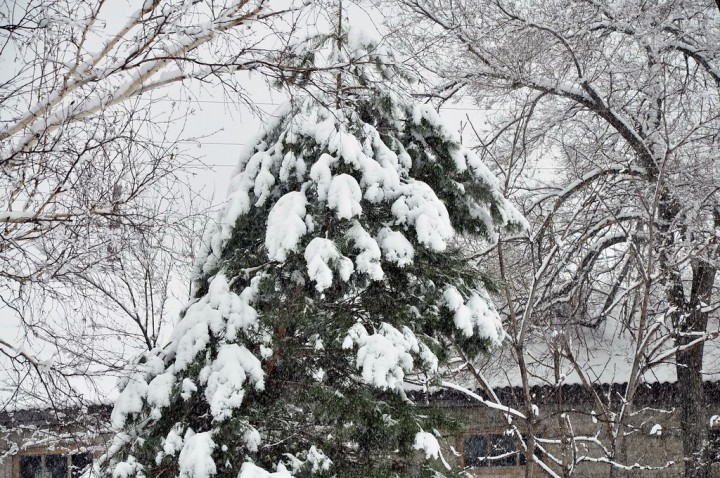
top-left (677, 343), bottom-right (708, 477)
top-left (676, 260), bottom-right (715, 477)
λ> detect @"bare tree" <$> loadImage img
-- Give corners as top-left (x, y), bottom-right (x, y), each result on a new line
top-left (435, 101), bottom-right (700, 476)
top-left (0, 0), bottom-right (309, 413)
top-left (394, 0), bottom-right (720, 475)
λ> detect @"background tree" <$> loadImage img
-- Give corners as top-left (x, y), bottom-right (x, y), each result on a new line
top-left (104, 6), bottom-right (524, 478)
top-left (396, 0), bottom-right (720, 475)
top-left (0, 0), bottom-right (308, 413)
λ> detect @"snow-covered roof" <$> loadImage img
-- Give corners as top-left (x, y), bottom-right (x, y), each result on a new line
top-left (414, 380), bottom-right (720, 409)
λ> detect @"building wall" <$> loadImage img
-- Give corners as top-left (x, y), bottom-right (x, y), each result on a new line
top-left (431, 389), bottom-right (720, 478)
top-left (0, 407), bottom-right (111, 478)
top-left (4, 393), bottom-right (720, 478)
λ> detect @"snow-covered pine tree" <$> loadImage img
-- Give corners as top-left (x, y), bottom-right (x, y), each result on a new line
top-left (105, 8), bottom-right (525, 478)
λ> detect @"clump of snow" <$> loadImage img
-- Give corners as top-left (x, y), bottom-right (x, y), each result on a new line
top-left (173, 320), bottom-right (211, 373)
top-left (146, 372), bottom-right (176, 418)
top-left (204, 344), bottom-right (264, 421)
top-left (311, 367), bottom-right (326, 382)
top-left (253, 154), bottom-right (276, 207)
top-left (711, 415), bottom-right (720, 427)
top-left (163, 425), bottom-right (185, 457)
top-left (464, 149), bottom-right (500, 189)
top-left (466, 199), bottom-right (499, 242)
top-left (331, 127), bottom-right (364, 167)
top-left (355, 334), bottom-right (405, 389)
top-left (168, 274), bottom-right (261, 373)
top-left (442, 286), bottom-right (464, 311)
top-left (243, 427), bottom-right (262, 452)
top-left (347, 22), bottom-right (381, 56)
top-left (181, 378), bottom-right (198, 401)
top-left (342, 323), bottom-right (434, 390)
top-left (279, 151), bottom-right (306, 183)
top-left (304, 238), bottom-right (354, 291)
top-left (282, 445), bottom-right (332, 475)
top-left (111, 375), bottom-right (149, 430)
top-left (259, 345), bottom-right (274, 359)
top-left (649, 424), bottom-right (662, 436)
top-left (226, 275), bottom-right (265, 340)
top-left (178, 431), bottom-right (216, 478)
top-left (466, 291), bottom-right (504, 345)
top-left (238, 463), bottom-right (293, 478)
top-left (377, 228), bottom-right (414, 267)
top-left (328, 174), bottom-right (362, 219)
top-left (412, 104), bottom-right (458, 141)
top-left (392, 182), bottom-right (454, 251)
top-left (441, 285), bottom-right (504, 345)
top-left (413, 432), bottom-right (441, 460)
top-left (419, 343), bottom-right (439, 372)
top-left (453, 304), bottom-right (474, 337)
top-left (113, 456), bottom-right (143, 478)
top-left (306, 446), bottom-right (332, 473)
top-left (346, 221), bottom-right (383, 280)
top-left (309, 153), bottom-right (336, 201)
top-left (266, 192), bottom-right (308, 261)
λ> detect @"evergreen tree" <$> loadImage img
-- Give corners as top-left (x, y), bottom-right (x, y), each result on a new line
top-left (105, 8), bottom-right (525, 478)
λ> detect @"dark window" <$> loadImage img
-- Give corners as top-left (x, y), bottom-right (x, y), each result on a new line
top-left (463, 433), bottom-right (543, 467)
top-left (71, 453), bottom-right (93, 478)
top-left (491, 434), bottom-right (519, 466)
top-left (20, 456), bottom-right (42, 478)
top-left (18, 453), bottom-right (93, 478)
top-left (463, 434), bottom-right (488, 467)
top-left (46, 455), bottom-right (68, 478)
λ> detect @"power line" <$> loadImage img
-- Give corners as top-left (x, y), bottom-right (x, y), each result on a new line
top-left (200, 162), bottom-right (566, 170)
top-left (177, 140), bottom-right (248, 146)
top-left (173, 142), bottom-right (567, 171)
top-left (145, 97), bottom-right (502, 112)
top-left (151, 98), bottom-right (279, 107)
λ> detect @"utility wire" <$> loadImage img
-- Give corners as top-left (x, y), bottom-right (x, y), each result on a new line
top-left (145, 97), bottom-right (501, 112)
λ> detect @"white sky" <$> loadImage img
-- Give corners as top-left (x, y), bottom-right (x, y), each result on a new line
top-left (182, 93), bottom-right (504, 203)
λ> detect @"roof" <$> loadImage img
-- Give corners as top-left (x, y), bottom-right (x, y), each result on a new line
top-left (412, 380), bottom-right (720, 408)
top-left (0, 404), bottom-right (111, 428)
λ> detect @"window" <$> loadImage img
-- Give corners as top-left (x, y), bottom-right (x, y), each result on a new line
top-left (18, 453), bottom-right (92, 478)
top-left (462, 433), bottom-right (543, 467)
